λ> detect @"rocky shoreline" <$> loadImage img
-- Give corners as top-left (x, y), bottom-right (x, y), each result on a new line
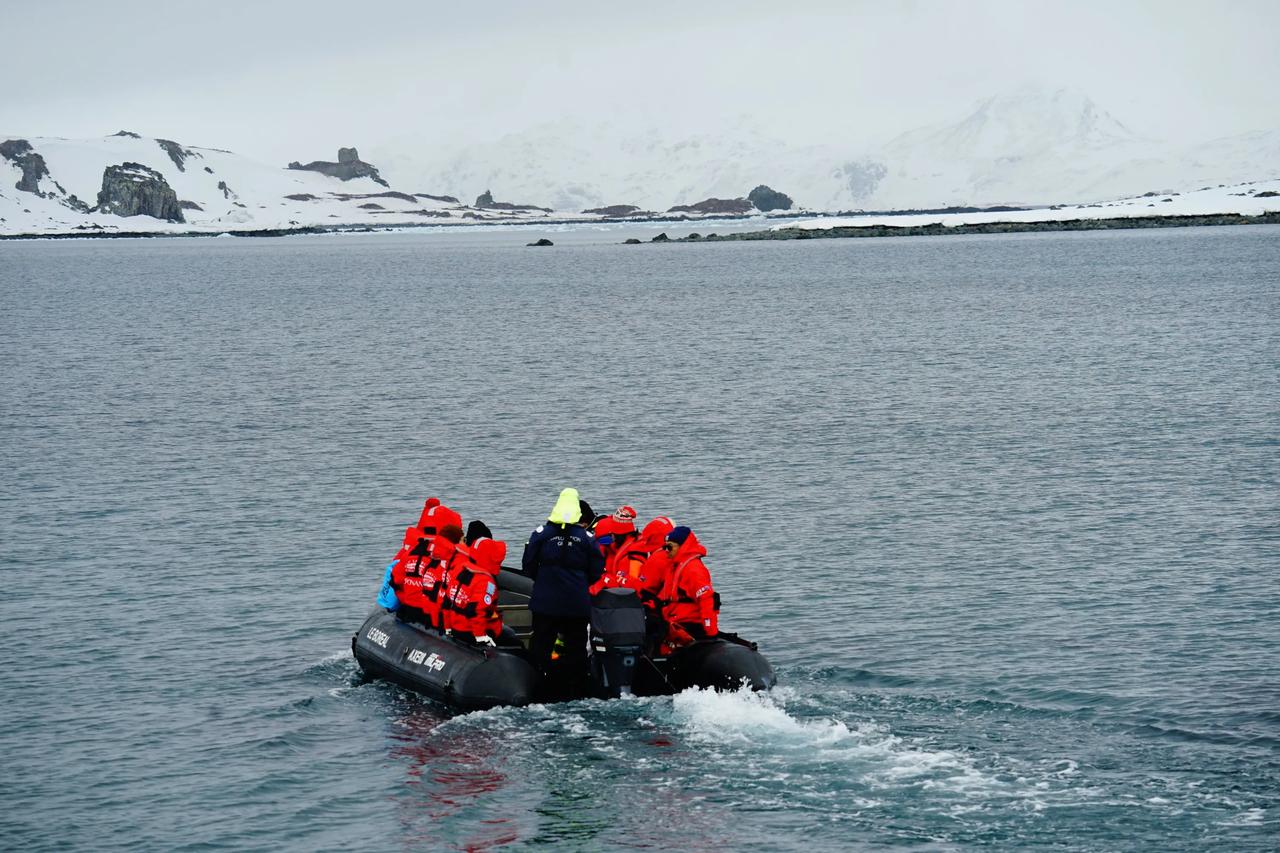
top-left (636, 212), bottom-right (1280, 244)
top-left (2, 210), bottom-right (1277, 242)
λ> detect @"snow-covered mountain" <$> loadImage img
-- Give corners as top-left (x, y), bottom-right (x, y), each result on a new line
top-left (394, 88), bottom-right (1279, 212)
top-left (3, 87), bottom-right (1277, 237)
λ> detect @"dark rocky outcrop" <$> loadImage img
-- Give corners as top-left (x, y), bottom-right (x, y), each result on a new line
top-left (111, 130), bottom-right (142, 139)
top-left (179, 200), bottom-right (203, 211)
top-left (204, 166), bottom-right (214, 174)
top-left (1, 139), bottom-right (50, 194)
top-left (667, 197), bottom-right (754, 215)
top-left (474, 188), bottom-right (552, 212)
top-left (415, 192), bottom-right (460, 204)
top-left (747, 185), bottom-right (793, 212)
top-left (651, 232), bottom-right (669, 242)
top-left (527, 238), bottom-right (554, 247)
top-left (583, 204), bottom-right (641, 216)
top-left (1256, 190), bottom-right (1279, 198)
top-left (358, 203), bottom-right (384, 210)
top-left (217, 180), bottom-right (236, 199)
top-left (331, 190), bottom-right (418, 204)
top-left (623, 238), bottom-right (642, 244)
top-left (287, 147), bottom-right (389, 187)
top-left (285, 193), bottom-right (319, 201)
top-left (95, 162), bottom-right (184, 221)
top-left (1, 138), bottom-right (90, 211)
top-left (156, 138), bottom-right (198, 172)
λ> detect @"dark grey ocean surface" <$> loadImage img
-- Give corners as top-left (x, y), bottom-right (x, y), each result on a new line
top-left (1, 225), bottom-right (1277, 851)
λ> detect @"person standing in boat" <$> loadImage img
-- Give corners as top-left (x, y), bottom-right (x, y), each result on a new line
top-left (660, 526), bottom-right (719, 648)
top-left (522, 487), bottom-right (604, 693)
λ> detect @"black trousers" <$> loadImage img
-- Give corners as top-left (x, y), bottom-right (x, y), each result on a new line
top-left (395, 604), bottom-right (429, 627)
top-left (531, 612), bottom-right (589, 688)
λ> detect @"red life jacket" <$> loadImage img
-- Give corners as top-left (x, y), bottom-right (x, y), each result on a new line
top-left (416, 504), bottom-right (462, 628)
top-left (390, 524), bottom-right (421, 566)
top-left (393, 545), bottom-right (433, 611)
top-left (445, 537), bottom-right (505, 638)
top-left (661, 530), bottom-right (718, 636)
top-left (592, 516), bottom-right (675, 596)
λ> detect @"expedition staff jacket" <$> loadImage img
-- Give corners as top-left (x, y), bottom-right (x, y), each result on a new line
top-left (661, 531), bottom-right (718, 636)
top-left (522, 522), bottom-right (604, 618)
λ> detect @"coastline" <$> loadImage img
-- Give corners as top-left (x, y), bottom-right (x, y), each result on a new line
top-left (652, 212), bottom-right (1280, 243)
top-left (4, 210), bottom-right (1277, 243)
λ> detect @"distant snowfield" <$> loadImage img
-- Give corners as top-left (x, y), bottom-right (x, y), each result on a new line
top-left (777, 180), bottom-right (1280, 232)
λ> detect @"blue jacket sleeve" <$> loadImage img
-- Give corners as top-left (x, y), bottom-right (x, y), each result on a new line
top-left (522, 525), bottom-right (546, 579)
top-left (584, 533), bottom-right (605, 585)
top-left (377, 561), bottom-right (399, 610)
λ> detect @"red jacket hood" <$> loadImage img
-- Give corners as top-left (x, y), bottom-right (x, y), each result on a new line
top-left (422, 504), bottom-right (462, 534)
top-left (414, 497), bottom-right (441, 529)
top-left (634, 516), bottom-right (675, 554)
top-left (472, 537), bottom-right (507, 574)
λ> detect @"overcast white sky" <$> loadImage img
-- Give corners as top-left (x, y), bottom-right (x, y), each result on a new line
top-left (2, 0), bottom-right (1276, 165)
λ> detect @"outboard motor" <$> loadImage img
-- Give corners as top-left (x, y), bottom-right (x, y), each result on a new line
top-left (588, 588), bottom-right (646, 698)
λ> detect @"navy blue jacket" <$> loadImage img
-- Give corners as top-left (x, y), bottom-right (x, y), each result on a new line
top-left (522, 522), bottom-right (605, 617)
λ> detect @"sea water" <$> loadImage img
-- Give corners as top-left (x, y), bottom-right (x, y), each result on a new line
top-left (1, 225), bottom-right (1277, 850)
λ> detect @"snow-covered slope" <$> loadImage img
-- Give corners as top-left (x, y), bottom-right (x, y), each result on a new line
top-left (399, 88), bottom-right (1279, 213)
top-left (0, 133), bottom-right (554, 236)
top-left (779, 178), bottom-right (1280, 232)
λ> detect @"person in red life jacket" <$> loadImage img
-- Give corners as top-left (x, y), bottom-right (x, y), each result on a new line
top-left (393, 503), bottom-right (463, 630)
top-left (424, 518), bottom-right (465, 631)
top-left (593, 513), bottom-right (668, 594)
top-left (587, 505), bottom-right (639, 595)
top-left (660, 526), bottom-right (719, 648)
top-left (392, 528), bottom-right (435, 625)
top-left (445, 536), bottom-right (506, 644)
top-left (633, 516), bottom-right (677, 604)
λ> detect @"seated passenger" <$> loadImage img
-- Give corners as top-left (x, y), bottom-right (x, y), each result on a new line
top-left (633, 516), bottom-right (677, 604)
top-left (394, 503), bottom-right (463, 630)
top-left (424, 512), bottom-right (465, 631)
top-left (464, 519), bottom-right (493, 546)
top-left (588, 505), bottom-right (639, 594)
top-left (384, 496), bottom-right (441, 615)
top-left (660, 526), bottom-right (719, 648)
top-left (445, 536), bottom-right (507, 644)
top-left (378, 524), bottom-right (422, 612)
top-left (595, 514), bottom-right (671, 594)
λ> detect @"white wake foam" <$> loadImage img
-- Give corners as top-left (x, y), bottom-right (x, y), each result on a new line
top-left (670, 686), bottom-right (1012, 797)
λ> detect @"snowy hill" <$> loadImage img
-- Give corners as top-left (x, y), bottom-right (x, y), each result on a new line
top-left (779, 178), bottom-right (1280, 232)
top-left (397, 88), bottom-right (1279, 213)
top-left (0, 133), bottom-right (555, 236)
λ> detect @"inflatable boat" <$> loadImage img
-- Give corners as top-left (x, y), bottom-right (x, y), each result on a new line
top-left (352, 568), bottom-right (775, 710)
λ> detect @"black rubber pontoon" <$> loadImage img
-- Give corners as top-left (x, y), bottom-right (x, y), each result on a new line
top-left (352, 610), bottom-right (537, 710)
top-left (353, 568), bottom-right (776, 709)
